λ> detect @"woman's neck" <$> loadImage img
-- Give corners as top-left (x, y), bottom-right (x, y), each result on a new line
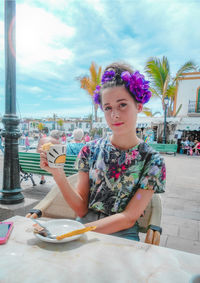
top-left (110, 132), bottom-right (140, 150)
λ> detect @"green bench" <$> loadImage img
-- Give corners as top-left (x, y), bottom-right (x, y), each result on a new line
top-left (19, 152), bottom-right (78, 186)
top-left (149, 143), bottom-right (177, 156)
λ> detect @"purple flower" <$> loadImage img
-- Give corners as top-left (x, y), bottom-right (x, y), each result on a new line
top-left (121, 71), bottom-right (131, 82)
top-left (93, 85), bottom-right (101, 105)
top-left (93, 71), bottom-right (115, 107)
top-left (121, 71), bottom-right (151, 104)
top-left (101, 70), bottom-right (115, 84)
top-left (93, 69), bottom-right (151, 107)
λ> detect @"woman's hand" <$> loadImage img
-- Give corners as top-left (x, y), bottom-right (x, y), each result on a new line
top-left (40, 150), bottom-right (63, 175)
top-left (26, 212), bottom-right (38, 219)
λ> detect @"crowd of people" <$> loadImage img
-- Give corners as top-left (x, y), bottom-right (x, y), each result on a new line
top-left (180, 137), bottom-right (200, 156)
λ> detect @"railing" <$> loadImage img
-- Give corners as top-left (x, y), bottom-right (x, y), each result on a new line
top-left (188, 100), bottom-right (200, 113)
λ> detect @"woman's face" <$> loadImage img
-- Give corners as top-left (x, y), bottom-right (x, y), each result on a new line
top-left (101, 86), bottom-right (143, 136)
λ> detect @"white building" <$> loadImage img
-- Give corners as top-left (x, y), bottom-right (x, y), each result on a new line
top-left (173, 72), bottom-right (200, 118)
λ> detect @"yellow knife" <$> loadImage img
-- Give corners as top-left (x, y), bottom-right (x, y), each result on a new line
top-left (56, 226), bottom-right (96, 240)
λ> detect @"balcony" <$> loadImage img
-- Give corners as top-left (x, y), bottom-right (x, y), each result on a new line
top-left (188, 100), bottom-right (200, 117)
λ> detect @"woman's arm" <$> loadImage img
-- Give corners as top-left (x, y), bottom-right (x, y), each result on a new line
top-left (52, 170), bottom-right (90, 217)
top-left (40, 151), bottom-right (90, 217)
top-left (84, 189), bottom-right (154, 234)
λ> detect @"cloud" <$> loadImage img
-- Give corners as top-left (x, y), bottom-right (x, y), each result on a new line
top-left (19, 105), bottom-right (93, 118)
top-left (16, 3), bottom-right (75, 79)
top-left (17, 85), bottom-right (44, 97)
top-left (1, 0), bottom-right (200, 119)
top-left (28, 86), bottom-right (43, 93)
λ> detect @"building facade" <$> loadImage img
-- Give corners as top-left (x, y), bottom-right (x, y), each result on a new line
top-left (173, 72), bottom-right (200, 117)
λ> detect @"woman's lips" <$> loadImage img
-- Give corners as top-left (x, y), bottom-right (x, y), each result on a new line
top-left (113, 122), bottom-right (124, 126)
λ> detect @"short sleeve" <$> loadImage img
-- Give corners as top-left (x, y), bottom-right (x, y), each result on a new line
top-left (138, 152), bottom-right (166, 193)
top-left (76, 145), bottom-right (90, 172)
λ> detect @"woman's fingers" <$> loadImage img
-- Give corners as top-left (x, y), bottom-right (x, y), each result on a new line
top-left (26, 213), bottom-right (31, 218)
top-left (40, 152), bottom-right (49, 169)
top-left (26, 213), bottom-right (38, 219)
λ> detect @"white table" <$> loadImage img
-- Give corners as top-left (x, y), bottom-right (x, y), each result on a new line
top-left (0, 216), bottom-right (199, 283)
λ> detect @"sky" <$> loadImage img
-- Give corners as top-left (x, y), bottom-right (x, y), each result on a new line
top-left (0, 0), bottom-right (199, 120)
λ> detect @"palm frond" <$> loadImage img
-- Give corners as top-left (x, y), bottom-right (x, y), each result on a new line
top-left (80, 77), bottom-right (93, 95)
top-left (163, 74), bottom-right (170, 98)
top-left (142, 107), bottom-right (153, 117)
top-left (174, 104), bottom-right (182, 117)
top-left (142, 107), bottom-right (161, 117)
top-left (90, 62), bottom-right (98, 84)
top-left (152, 111), bottom-right (161, 117)
top-left (97, 66), bottom-right (102, 84)
top-left (166, 85), bottom-right (176, 98)
top-left (145, 57), bottom-right (170, 96)
top-left (149, 87), bottom-right (161, 98)
top-left (78, 62), bottom-right (102, 100)
top-left (142, 110), bottom-right (153, 117)
top-left (173, 61), bottom-right (197, 84)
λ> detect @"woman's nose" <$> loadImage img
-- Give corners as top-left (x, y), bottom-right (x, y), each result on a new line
top-left (111, 110), bottom-right (119, 119)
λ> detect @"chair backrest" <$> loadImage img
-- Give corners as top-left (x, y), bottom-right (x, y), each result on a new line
top-left (39, 174), bottom-right (162, 234)
top-left (137, 193), bottom-right (162, 233)
top-left (42, 174), bottom-right (78, 219)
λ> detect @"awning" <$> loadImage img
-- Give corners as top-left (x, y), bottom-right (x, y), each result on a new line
top-left (177, 117), bottom-right (200, 131)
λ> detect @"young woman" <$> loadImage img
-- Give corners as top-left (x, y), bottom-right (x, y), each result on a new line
top-left (30, 62), bottom-right (166, 241)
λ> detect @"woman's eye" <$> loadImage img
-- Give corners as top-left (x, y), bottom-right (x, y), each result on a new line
top-left (119, 103), bottom-right (127, 108)
top-left (104, 106), bottom-right (111, 111)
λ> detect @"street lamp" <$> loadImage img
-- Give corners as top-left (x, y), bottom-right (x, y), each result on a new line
top-left (0, 0), bottom-right (24, 204)
top-left (162, 96), bottom-right (169, 144)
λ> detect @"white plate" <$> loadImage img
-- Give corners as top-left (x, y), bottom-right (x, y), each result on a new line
top-left (34, 219), bottom-right (85, 243)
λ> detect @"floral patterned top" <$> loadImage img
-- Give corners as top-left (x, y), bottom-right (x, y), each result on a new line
top-left (77, 137), bottom-right (166, 216)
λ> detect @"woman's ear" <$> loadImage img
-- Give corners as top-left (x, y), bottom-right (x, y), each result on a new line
top-left (137, 103), bottom-right (143, 113)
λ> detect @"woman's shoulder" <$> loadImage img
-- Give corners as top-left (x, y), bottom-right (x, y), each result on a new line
top-left (138, 142), bottom-right (164, 162)
top-left (138, 141), bottom-right (155, 154)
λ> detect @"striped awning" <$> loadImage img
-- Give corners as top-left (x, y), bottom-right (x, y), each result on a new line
top-left (177, 117), bottom-right (200, 131)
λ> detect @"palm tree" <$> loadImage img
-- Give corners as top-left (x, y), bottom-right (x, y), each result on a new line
top-left (145, 56), bottom-right (197, 116)
top-left (78, 62), bottom-right (102, 122)
top-left (38, 122), bottom-right (44, 132)
top-left (57, 119), bottom-right (64, 130)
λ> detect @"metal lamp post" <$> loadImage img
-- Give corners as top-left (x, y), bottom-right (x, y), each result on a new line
top-left (162, 96), bottom-right (169, 144)
top-left (0, 0), bottom-right (24, 204)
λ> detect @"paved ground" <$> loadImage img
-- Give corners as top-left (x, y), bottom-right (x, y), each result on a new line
top-left (0, 152), bottom-right (200, 255)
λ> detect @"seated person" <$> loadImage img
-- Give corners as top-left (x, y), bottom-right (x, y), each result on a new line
top-left (194, 140), bottom-right (200, 155)
top-left (27, 62), bottom-right (166, 241)
top-left (66, 128), bottom-right (85, 156)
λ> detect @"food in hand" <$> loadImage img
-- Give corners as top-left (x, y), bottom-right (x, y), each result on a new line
top-left (42, 142), bottom-right (54, 151)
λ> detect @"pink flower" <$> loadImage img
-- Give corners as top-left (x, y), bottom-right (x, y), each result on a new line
top-left (125, 150), bottom-right (139, 165)
top-left (161, 165), bottom-right (166, 180)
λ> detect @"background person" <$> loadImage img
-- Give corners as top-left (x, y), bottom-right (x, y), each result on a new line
top-left (61, 133), bottom-right (66, 144)
top-left (25, 134), bottom-right (30, 152)
top-left (194, 140), bottom-right (200, 155)
top-left (29, 62), bottom-right (166, 242)
top-left (84, 133), bottom-right (91, 143)
top-left (66, 128), bottom-right (85, 155)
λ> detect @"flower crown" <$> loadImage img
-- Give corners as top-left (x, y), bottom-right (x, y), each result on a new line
top-left (93, 70), bottom-right (151, 106)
